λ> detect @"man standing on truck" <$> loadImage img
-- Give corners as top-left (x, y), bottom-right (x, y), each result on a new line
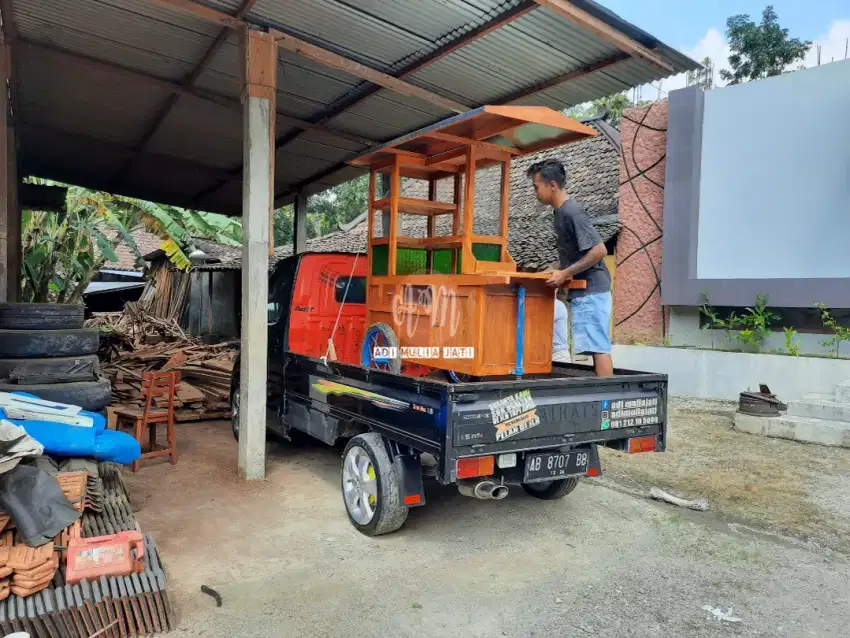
top-left (527, 159), bottom-right (613, 377)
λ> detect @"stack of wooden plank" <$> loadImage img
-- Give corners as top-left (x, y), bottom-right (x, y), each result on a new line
top-left (102, 341), bottom-right (237, 422)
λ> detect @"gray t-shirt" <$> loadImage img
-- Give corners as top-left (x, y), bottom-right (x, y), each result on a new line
top-left (553, 199), bottom-right (611, 299)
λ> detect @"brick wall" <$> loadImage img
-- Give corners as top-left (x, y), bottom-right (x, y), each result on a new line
top-left (613, 102), bottom-right (668, 345)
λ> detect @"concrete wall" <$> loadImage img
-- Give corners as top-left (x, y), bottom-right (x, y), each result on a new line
top-left (663, 61), bottom-right (850, 308)
top-left (614, 344), bottom-right (850, 402)
top-left (697, 60), bottom-right (850, 281)
top-left (613, 102), bottom-right (667, 345)
top-left (668, 306), bottom-right (844, 358)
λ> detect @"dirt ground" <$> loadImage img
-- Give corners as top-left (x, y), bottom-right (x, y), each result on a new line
top-left (124, 411), bottom-right (850, 637)
top-left (600, 398), bottom-right (850, 551)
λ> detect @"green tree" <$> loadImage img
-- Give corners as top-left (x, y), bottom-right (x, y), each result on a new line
top-left (687, 57), bottom-right (715, 91)
top-left (720, 6), bottom-right (811, 85)
top-left (567, 92), bottom-right (652, 125)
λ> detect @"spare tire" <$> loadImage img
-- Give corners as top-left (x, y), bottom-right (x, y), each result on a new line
top-left (0, 377), bottom-right (112, 411)
top-left (0, 329), bottom-right (99, 358)
top-left (0, 355), bottom-right (100, 384)
top-left (0, 303), bottom-right (85, 330)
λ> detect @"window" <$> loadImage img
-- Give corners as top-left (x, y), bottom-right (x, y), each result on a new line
top-left (335, 276), bottom-right (366, 304)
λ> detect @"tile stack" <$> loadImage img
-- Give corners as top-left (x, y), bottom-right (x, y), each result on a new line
top-left (0, 462), bottom-right (175, 636)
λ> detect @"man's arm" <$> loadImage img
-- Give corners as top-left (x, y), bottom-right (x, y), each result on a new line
top-left (546, 243), bottom-right (606, 287)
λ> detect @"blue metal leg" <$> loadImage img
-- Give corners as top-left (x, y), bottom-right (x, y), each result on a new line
top-left (513, 285), bottom-right (526, 376)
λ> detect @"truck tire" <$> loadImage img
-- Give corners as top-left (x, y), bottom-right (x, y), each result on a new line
top-left (360, 323), bottom-right (401, 374)
top-left (522, 477), bottom-right (580, 500)
top-left (0, 377), bottom-right (112, 411)
top-left (0, 329), bottom-right (99, 358)
top-left (341, 433), bottom-right (408, 536)
top-left (0, 355), bottom-right (100, 383)
top-left (0, 303), bottom-right (85, 330)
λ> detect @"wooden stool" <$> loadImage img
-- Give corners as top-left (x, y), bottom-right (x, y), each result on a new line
top-left (116, 371), bottom-right (180, 472)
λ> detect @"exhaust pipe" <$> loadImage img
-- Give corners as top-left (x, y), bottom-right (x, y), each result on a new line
top-left (491, 485), bottom-right (509, 500)
top-left (458, 480), bottom-right (508, 500)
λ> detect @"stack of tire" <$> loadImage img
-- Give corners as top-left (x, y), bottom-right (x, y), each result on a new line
top-left (0, 303), bottom-right (111, 412)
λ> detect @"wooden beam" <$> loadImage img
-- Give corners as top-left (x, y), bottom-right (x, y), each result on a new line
top-left (18, 40), bottom-right (374, 147)
top-left (146, 0), bottom-right (244, 28)
top-left (270, 29), bottom-right (468, 114)
top-left (498, 52), bottom-right (629, 104)
top-left (532, 0), bottom-right (674, 72)
top-left (110, 0), bottom-right (259, 186)
top-left (146, 0), bottom-right (469, 113)
top-left (422, 132), bottom-right (522, 155)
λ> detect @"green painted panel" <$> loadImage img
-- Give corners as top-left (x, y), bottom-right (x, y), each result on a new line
top-left (472, 243), bottom-right (501, 262)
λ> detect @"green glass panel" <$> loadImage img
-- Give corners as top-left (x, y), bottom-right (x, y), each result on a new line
top-left (472, 243), bottom-right (501, 262)
top-left (372, 244), bottom-right (388, 276)
top-left (432, 249), bottom-right (454, 274)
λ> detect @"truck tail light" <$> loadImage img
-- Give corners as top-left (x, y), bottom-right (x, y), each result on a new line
top-left (628, 435), bottom-right (657, 454)
top-left (457, 456), bottom-right (495, 479)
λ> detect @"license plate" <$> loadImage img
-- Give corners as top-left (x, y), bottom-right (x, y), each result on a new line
top-left (524, 450), bottom-right (590, 483)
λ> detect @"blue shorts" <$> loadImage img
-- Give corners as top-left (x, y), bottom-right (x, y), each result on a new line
top-left (570, 291), bottom-right (612, 355)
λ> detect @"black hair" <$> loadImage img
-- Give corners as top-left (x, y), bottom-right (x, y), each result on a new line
top-left (526, 159), bottom-right (567, 189)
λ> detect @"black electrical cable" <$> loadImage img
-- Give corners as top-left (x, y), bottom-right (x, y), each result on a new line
top-left (613, 102), bottom-right (667, 337)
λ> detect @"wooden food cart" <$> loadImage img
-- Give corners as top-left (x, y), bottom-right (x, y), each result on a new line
top-left (349, 106), bottom-right (597, 378)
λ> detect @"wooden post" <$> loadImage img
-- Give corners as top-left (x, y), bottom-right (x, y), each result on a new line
top-left (366, 170), bottom-right (375, 278)
top-left (387, 156), bottom-right (401, 277)
top-left (499, 157), bottom-right (510, 262)
top-left (0, 39), bottom-right (17, 302)
top-left (460, 146), bottom-right (476, 274)
top-left (451, 173), bottom-right (461, 273)
top-left (238, 28), bottom-right (276, 481)
top-left (426, 178), bottom-right (436, 273)
top-left (293, 192), bottom-right (308, 254)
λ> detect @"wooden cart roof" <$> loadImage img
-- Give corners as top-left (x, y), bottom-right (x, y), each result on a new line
top-left (349, 106), bottom-right (597, 170)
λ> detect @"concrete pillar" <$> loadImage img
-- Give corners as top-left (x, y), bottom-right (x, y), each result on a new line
top-left (238, 29), bottom-right (277, 480)
top-left (293, 192), bottom-right (307, 254)
top-left (0, 41), bottom-right (9, 302)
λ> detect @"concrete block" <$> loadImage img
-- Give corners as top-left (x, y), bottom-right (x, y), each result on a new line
top-left (836, 380), bottom-right (850, 404)
top-left (787, 398), bottom-right (850, 421)
top-left (734, 412), bottom-right (850, 447)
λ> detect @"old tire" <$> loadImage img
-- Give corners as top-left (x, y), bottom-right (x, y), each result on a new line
top-left (522, 477), bottom-right (580, 500)
top-left (341, 433), bottom-right (408, 536)
top-left (0, 355), bottom-right (100, 383)
top-left (0, 377), bottom-right (112, 411)
top-left (0, 329), bottom-right (99, 358)
top-left (0, 303), bottom-right (85, 330)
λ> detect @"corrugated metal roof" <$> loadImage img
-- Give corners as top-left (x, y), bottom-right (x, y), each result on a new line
top-left (11, 0), bottom-right (698, 214)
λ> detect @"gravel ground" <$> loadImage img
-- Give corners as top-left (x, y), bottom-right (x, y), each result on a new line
top-left (126, 419), bottom-right (850, 638)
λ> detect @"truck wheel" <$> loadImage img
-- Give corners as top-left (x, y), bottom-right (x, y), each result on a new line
top-left (341, 433), bottom-right (408, 536)
top-left (0, 303), bottom-right (84, 330)
top-left (522, 477), bottom-right (579, 500)
top-left (360, 323), bottom-right (401, 374)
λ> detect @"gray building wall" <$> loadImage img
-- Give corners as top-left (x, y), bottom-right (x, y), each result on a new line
top-left (663, 59), bottom-right (850, 308)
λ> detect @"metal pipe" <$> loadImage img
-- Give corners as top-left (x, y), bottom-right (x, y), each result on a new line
top-left (457, 480), bottom-right (497, 500)
top-left (491, 485), bottom-right (509, 500)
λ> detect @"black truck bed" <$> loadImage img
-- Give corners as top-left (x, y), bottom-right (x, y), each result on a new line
top-left (281, 354), bottom-right (668, 484)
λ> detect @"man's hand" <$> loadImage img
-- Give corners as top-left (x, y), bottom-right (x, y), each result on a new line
top-left (545, 268), bottom-right (572, 287)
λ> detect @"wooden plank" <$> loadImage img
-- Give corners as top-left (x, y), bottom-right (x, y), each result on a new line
top-left (452, 173), bottom-right (461, 273)
top-left (271, 29), bottom-right (468, 114)
top-left (372, 197), bottom-right (457, 216)
top-left (532, 0), bottom-right (673, 72)
top-left (423, 132), bottom-right (521, 155)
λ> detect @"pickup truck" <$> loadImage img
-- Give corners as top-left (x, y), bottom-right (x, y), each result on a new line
top-left (230, 252), bottom-right (668, 536)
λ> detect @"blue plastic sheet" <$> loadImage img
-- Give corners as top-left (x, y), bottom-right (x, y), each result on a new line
top-left (1, 391), bottom-right (141, 464)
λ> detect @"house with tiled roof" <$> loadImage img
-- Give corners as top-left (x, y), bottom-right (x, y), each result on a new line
top-left (144, 114), bottom-right (621, 337)
top-left (185, 114), bottom-right (621, 274)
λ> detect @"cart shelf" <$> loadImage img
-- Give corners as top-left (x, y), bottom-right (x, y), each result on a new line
top-left (372, 197), bottom-right (457, 216)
